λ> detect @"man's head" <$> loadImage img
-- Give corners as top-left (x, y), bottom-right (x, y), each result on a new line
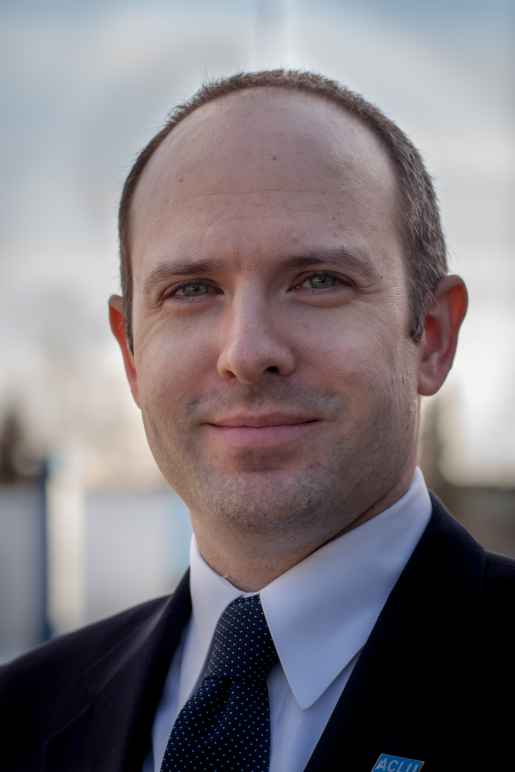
top-left (118, 70), bottom-right (449, 353)
top-left (109, 70), bottom-right (467, 587)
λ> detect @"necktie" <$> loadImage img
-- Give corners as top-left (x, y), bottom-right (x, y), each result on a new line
top-left (160, 594), bottom-right (278, 772)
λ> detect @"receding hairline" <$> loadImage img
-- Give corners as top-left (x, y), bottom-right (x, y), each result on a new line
top-left (153, 81), bottom-right (372, 132)
top-left (127, 83), bottom-right (401, 237)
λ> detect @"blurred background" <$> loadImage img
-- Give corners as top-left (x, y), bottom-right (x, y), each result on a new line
top-left (1, 0), bottom-right (514, 662)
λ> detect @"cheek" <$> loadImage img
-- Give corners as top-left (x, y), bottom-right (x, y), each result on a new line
top-left (135, 330), bottom-right (209, 417)
top-left (303, 318), bottom-right (384, 381)
top-left (316, 326), bottom-right (414, 417)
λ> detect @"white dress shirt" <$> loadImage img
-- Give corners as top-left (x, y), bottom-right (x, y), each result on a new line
top-left (143, 467), bottom-right (432, 772)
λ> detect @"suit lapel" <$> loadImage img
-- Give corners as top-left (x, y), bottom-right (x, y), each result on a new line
top-left (44, 571), bottom-right (191, 772)
top-left (304, 497), bottom-right (485, 771)
top-left (43, 499), bottom-right (487, 772)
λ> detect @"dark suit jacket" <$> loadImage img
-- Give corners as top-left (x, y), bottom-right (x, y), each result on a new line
top-left (1, 494), bottom-right (514, 771)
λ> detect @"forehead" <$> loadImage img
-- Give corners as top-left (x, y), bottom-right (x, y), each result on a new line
top-left (129, 88), bottom-right (401, 270)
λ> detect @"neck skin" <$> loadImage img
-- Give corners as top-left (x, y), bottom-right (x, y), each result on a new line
top-left (192, 466), bottom-right (415, 591)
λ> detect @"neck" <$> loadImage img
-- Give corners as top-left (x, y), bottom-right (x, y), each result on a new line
top-left (192, 471), bottom-right (415, 591)
top-left (195, 536), bottom-right (319, 592)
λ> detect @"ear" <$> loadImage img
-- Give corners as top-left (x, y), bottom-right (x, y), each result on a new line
top-left (108, 294), bottom-right (140, 407)
top-left (417, 275), bottom-right (468, 396)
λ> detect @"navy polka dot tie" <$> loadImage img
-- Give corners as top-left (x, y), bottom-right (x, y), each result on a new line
top-left (160, 594), bottom-right (278, 772)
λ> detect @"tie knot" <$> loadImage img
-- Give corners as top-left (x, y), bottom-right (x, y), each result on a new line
top-left (206, 595), bottom-right (278, 681)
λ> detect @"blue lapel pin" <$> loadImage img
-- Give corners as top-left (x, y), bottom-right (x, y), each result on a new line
top-left (372, 753), bottom-right (425, 771)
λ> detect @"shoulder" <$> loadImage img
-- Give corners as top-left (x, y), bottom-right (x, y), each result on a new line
top-left (483, 548), bottom-right (515, 584)
top-left (427, 492), bottom-right (515, 625)
top-left (0, 594), bottom-right (175, 770)
top-left (0, 594), bottom-right (170, 703)
top-left (429, 492), bottom-right (515, 587)
top-left (436, 495), bottom-right (515, 677)
top-left (482, 549), bottom-right (515, 631)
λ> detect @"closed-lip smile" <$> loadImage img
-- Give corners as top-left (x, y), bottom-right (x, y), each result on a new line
top-left (209, 413), bottom-right (319, 428)
top-left (205, 414), bottom-right (321, 449)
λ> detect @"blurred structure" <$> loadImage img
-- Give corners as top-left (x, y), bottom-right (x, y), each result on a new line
top-left (420, 398), bottom-right (515, 558)
top-left (0, 418), bottom-right (191, 662)
top-left (0, 405), bottom-right (50, 661)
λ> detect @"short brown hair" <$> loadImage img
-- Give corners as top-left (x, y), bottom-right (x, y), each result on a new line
top-left (118, 69), bottom-right (447, 350)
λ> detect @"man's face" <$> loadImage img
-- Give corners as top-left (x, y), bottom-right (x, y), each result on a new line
top-left (123, 89), bottom-right (421, 546)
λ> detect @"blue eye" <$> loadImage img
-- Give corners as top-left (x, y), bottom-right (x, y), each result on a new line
top-left (296, 272), bottom-right (348, 291)
top-left (168, 281), bottom-right (217, 299)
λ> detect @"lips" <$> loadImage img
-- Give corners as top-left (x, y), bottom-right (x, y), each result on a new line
top-left (209, 413), bottom-right (318, 428)
top-left (205, 416), bottom-right (321, 449)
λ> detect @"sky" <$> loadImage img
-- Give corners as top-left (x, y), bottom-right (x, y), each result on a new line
top-left (2, 0), bottom-right (514, 487)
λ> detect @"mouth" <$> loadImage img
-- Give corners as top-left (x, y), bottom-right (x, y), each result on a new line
top-left (205, 419), bottom-right (321, 449)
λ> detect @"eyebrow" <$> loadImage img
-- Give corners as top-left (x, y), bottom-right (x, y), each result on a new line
top-left (143, 246), bottom-right (379, 298)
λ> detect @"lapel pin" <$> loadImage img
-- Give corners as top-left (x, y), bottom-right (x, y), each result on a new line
top-left (372, 753), bottom-right (425, 771)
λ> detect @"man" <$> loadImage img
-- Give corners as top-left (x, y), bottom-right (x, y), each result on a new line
top-left (1, 69), bottom-right (513, 772)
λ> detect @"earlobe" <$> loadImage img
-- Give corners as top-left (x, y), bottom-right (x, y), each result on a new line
top-left (108, 294), bottom-right (140, 407)
top-left (417, 275), bottom-right (468, 396)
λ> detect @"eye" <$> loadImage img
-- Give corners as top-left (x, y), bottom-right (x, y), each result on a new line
top-left (294, 272), bottom-right (349, 291)
top-left (165, 280), bottom-right (219, 300)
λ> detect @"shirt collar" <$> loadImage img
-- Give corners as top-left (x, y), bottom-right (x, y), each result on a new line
top-left (184, 467), bottom-right (431, 711)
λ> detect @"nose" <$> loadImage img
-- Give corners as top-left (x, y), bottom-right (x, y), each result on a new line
top-left (216, 287), bottom-right (296, 384)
